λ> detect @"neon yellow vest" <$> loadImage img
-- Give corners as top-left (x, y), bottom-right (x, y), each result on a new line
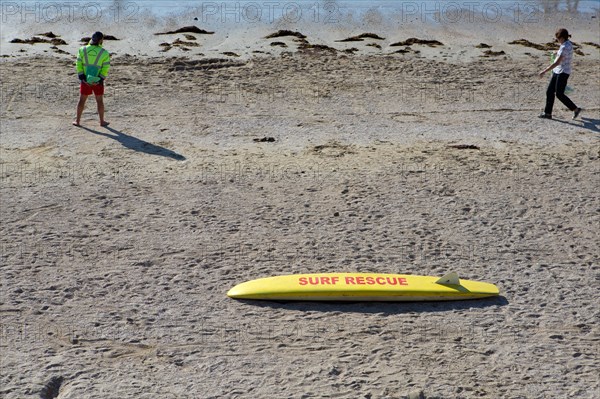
top-left (79, 45), bottom-right (109, 83)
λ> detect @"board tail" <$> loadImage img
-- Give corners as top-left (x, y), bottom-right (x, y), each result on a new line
top-left (435, 272), bottom-right (460, 285)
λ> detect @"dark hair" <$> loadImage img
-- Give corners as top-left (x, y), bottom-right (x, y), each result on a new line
top-left (91, 31), bottom-right (104, 44)
top-left (555, 28), bottom-right (571, 40)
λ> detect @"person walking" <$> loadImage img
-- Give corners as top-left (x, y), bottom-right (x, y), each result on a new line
top-left (73, 31), bottom-right (111, 127)
top-left (539, 28), bottom-right (582, 120)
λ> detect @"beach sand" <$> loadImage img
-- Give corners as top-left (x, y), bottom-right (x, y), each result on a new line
top-left (1, 3), bottom-right (599, 398)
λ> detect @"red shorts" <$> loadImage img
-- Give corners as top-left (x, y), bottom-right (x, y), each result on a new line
top-left (80, 83), bottom-right (105, 96)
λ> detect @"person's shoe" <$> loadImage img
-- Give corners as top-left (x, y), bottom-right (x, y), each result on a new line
top-left (538, 112), bottom-right (552, 119)
top-left (572, 108), bottom-right (582, 120)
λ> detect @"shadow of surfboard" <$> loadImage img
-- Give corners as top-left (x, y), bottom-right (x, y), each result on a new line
top-left (233, 295), bottom-right (508, 314)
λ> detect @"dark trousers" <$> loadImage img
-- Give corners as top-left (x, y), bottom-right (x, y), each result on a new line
top-left (545, 72), bottom-right (577, 115)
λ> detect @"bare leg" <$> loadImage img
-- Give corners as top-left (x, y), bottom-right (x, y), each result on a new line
top-left (95, 95), bottom-right (108, 126)
top-left (74, 94), bottom-right (88, 125)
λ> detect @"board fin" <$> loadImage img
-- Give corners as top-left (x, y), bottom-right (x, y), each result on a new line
top-left (435, 272), bottom-right (460, 285)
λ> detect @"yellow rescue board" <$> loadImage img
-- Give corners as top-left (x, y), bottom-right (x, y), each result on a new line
top-left (227, 272), bottom-right (499, 301)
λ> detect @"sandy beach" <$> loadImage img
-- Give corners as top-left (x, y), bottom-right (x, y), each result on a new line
top-left (1, 1), bottom-right (599, 398)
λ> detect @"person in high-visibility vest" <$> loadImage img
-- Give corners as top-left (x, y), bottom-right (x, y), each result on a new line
top-left (73, 31), bottom-right (111, 127)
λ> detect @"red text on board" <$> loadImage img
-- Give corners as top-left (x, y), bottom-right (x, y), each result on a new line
top-left (298, 276), bottom-right (408, 286)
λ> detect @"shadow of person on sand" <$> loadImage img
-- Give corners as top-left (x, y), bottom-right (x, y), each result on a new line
top-left (551, 116), bottom-right (599, 133)
top-left (80, 125), bottom-right (186, 160)
top-left (233, 295), bottom-right (509, 315)
top-left (579, 117), bottom-right (600, 133)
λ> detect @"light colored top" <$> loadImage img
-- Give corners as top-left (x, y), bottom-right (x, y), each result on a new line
top-left (553, 40), bottom-right (573, 75)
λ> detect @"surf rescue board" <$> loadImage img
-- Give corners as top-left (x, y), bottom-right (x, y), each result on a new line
top-left (227, 272), bottom-right (499, 301)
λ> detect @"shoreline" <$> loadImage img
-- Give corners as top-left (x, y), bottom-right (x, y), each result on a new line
top-left (3, 34), bottom-right (600, 61)
top-left (2, 2), bottom-right (599, 61)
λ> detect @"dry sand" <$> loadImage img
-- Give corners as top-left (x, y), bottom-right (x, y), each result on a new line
top-left (1, 6), bottom-right (600, 399)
